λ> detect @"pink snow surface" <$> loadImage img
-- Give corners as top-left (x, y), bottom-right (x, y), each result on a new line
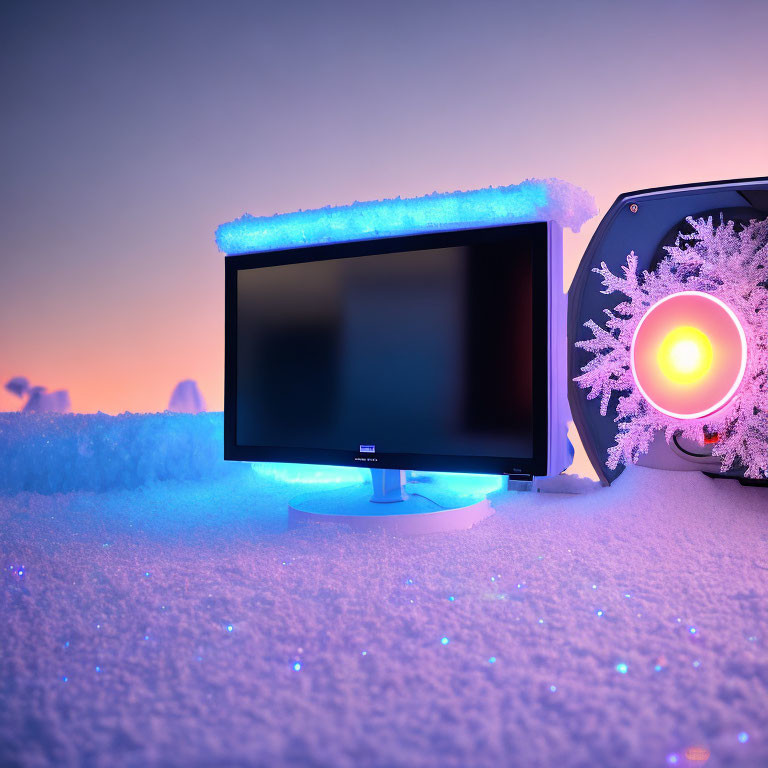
top-left (1, 466), bottom-right (766, 767)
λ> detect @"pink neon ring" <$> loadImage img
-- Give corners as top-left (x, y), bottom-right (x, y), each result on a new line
top-left (630, 291), bottom-right (747, 420)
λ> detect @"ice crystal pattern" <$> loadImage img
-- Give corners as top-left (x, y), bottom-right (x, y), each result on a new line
top-left (575, 215), bottom-right (768, 478)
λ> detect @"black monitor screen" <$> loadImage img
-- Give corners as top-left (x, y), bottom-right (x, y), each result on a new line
top-left (225, 223), bottom-right (549, 475)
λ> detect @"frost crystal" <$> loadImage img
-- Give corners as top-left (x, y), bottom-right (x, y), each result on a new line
top-left (575, 215), bottom-right (768, 478)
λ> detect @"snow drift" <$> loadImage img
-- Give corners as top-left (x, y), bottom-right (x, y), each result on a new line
top-left (0, 412), bottom-right (248, 494)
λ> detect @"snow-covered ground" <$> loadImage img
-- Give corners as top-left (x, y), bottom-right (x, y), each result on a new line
top-left (1, 419), bottom-right (767, 767)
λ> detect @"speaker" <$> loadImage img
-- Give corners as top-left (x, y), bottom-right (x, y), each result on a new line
top-left (568, 178), bottom-right (768, 484)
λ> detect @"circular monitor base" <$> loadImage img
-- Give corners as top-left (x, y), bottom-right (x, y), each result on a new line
top-left (288, 484), bottom-right (494, 535)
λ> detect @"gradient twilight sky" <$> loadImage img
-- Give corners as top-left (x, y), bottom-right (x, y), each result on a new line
top-left (1, 0), bottom-right (767, 415)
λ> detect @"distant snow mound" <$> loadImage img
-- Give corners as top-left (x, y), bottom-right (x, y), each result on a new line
top-left (22, 386), bottom-right (71, 413)
top-left (0, 412), bottom-right (246, 494)
top-left (4, 376), bottom-right (30, 398)
top-left (168, 380), bottom-right (206, 414)
top-left (5, 376), bottom-right (70, 412)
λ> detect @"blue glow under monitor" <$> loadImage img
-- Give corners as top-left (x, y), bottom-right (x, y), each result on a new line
top-left (223, 220), bottom-right (570, 480)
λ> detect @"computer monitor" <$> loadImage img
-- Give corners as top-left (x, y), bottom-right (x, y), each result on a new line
top-left (224, 221), bottom-right (569, 481)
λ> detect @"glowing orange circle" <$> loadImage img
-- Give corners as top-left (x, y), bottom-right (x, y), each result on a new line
top-left (630, 291), bottom-right (747, 419)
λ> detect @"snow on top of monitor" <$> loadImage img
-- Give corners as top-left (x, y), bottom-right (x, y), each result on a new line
top-left (215, 178), bottom-right (597, 255)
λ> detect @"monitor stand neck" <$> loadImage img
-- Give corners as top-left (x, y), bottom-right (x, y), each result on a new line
top-left (369, 469), bottom-right (408, 503)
